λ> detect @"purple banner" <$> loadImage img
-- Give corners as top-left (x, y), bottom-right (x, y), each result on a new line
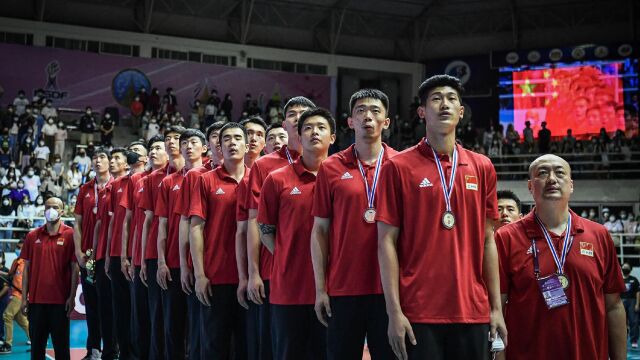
top-left (0, 43), bottom-right (332, 119)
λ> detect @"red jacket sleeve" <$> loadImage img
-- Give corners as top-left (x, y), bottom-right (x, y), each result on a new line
top-left (256, 174), bottom-right (279, 226)
top-left (311, 163), bottom-right (332, 218)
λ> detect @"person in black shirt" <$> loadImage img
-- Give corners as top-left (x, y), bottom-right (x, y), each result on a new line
top-left (79, 107), bottom-right (97, 145)
top-left (622, 262), bottom-right (640, 349)
top-left (100, 113), bottom-right (115, 147)
top-left (537, 121), bottom-right (551, 154)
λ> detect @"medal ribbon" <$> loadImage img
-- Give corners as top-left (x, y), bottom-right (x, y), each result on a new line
top-left (354, 146), bottom-right (385, 209)
top-left (427, 140), bottom-right (458, 214)
top-left (534, 213), bottom-right (574, 275)
top-left (94, 176), bottom-right (113, 210)
top-left (284, 147), bottom-right (294, 164)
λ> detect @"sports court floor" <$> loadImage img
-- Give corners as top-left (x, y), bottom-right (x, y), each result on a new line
top-left (3, 321), bottom-right (638, 359)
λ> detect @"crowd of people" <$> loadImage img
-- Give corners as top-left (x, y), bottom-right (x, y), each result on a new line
top-left (0, 75), bottom-right (637, 360)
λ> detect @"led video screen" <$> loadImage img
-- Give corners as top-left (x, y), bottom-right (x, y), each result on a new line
top-left (498, 59), bottom-right (638, 138)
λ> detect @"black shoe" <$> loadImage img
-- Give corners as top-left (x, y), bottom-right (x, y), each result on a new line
top-left (0, 344), bottom-right (12, 354)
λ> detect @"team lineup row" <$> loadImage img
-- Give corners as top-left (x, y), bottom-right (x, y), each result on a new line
top-left (18, 75), bottom-right (626, 360)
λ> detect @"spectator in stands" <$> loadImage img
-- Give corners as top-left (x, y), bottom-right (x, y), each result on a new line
top-left (100, 112), bottom-right (115, 147)
top-left (21, 167), bottom-right (40, 202)
top-left (8, 183), bottom-right (28, 211)
top-left (204, 97), bottom-right (218, 129)
top-left (0, 239), bottom-right (29, 355)
top-left (599, 128), bottom-right (611, 146)
top-left (221, 93), bottom-right (233, 119)
top-left (482, 125), bottom-right (495, 152)
top-left (505, 124), bottom-right (519, 146)
top-left (190, 100), bottom-right (202, 129)
top-left (523, 120), bottom-right (534, 153)
top-left (33, 195), bottom-right (45, 228)
top-left (0, 106), bottom-right (15, 132)
top-left (15, 197), bottom-right (35, 232)
top-left (488, 139), bottom-right (500, 158)
top-left (64, 163), bottom-right (82, 202)
top-left (574, 140), bottom-right (585, 154)
top-left (86, 142), bottom-right (96, 159)
top-left (0, 252), bottom-right (9, 343)
top-left (538, 121), bottom-right (551, 153)
top-left (146, 117), bottom-right (160, 141)
top-left (621, 262), bottom-right (640, 349)
top-left (41, 100), bottom-right (57, 120)
top-left (604, 213), bottom-right (624, 234)
top-left (73, 149), bottom-right (91, 177)
top-left (54, 121), bottom-right (67, 158)
top-left (79, 107), bottom-right (97, 145)
top-left (163, 87), bottom-right (177, 114)
top-left (40, 169), bottom-right (62, 199)
top-left (461, 122), bottom-right (477, 149)
top-left (588, 208), bottom-right (598, 222)
top-left (8, 117), bottom-right (18, 160)
top-left (42, 118), bottom-right (57, 151)
top-left (33, 140), bottom-right (51, 170)
top-left (149, 88), bottom-right (161, 114)
top-left (51, 155), bottom-right (64, 179)
top-left (624, 212), bottom-right (637, 234)
top-left (33, 108), bottom-right (45, 141)
top-left (0, 197), bottom-right (15, 250)
top-left (215, 110), bottom-right (229, 123)
top-left (130, 95), bottom-right (144, 135)
top-left (138, 87), bottom-right (149, 110)
top-left (12, 91), bottom-right (29, 116)
top-left (18, 137), bottom-right (33, 171)
top-left (65, 194), bottom-right (77, 218)
top-left (562, 129), bottom-right (576, 153)
top-left (0, 141), bottom-right (9, 169)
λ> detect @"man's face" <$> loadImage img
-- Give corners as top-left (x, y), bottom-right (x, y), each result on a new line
top-left (497, 198), bottom-right (522, 229)
top-left (220, 127), bottom-right (248, 162)
top-left (164, 132), bottom-right (181, 156)
top-left (573, 98), bottom-right (588, 119)
top-left (92, 153), bottom-right (110, 174)
top-left (601, 105), bottom-right (616, 125)
top-left (110, 152), bottom-right (128, 175)
top-left (265, 127), bottom-right (288, 154)
top-left (586, 109), bottom-right (600, 126)
top-left (528, 156), bottom-right (573, 203)
top-left (418, 86), bottom-right (464, 134)
top-left (129, 144), bottom-right (148, 165)
top-left (283, 105), bottom-right (311, 139)
top-left (348, 98), bottom-right (390, 141)
top-left (245, 122), bottom-right (266, 158)
top-left (148, 141), bottom-right (168, 168)
top-left (208, 130), bottom-right (223, 161)
top-left (299, 116), bottom-right (335, 154)
top-left (44, 198), bottom-right (64, 218)
top-left (181, 136), bottom-right (207, 163)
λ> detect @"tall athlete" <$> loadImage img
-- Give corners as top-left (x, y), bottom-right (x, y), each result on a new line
top-left (190, 122), bottom-right (249, 359)
top-left (175, 124), bottom-right (218, 360)
top-left (264, 123), bottom-right (288, 154)
top-left (241, 116), bottom-right (267, 168)
top-left (122, 136), bottom-right (167, 360)
top-left (376, 75), bottom-right (506, 360)
top-left (258, 107), bottom-right (336, 359)
top-left (74, 147), bottom-right (113, 360)
top-left (139, 126), bottom-right (184, 358)
top-left (496, 189), bottom-right (523, 230)
top-left (93, 147), bottom-right (128, 360)
top-left (245, 97), bottom-right (315, 360)
top-left (311, 89), bottom-right (397, 359)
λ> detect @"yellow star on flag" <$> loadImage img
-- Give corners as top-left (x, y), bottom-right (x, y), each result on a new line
top-left (520, 79), bottom-right (537, 97)
top-left (543, 70), bottom-right (551, 79)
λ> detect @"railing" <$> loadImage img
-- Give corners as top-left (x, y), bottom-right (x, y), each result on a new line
top-left (489, 151), bottom-right (640, 179)
top-left (609, 233), bottom-right (640, 263)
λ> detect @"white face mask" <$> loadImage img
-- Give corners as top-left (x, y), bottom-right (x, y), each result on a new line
top-left (2, 200), bottom-right (9, 206)
top-left (609, 216), bottom-right (616, 222)
top-left (44, 208), bottom-right (60, 222)
top-left (28, 170), bottom-right (34, 176)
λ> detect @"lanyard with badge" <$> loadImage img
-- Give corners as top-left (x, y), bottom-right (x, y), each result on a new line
top-left (426, 140), bottom-right (458, 230)
top-left (93, 176), bottom-right (112, 214)
top-left (532, 213), bottom-right (573, 309)
top-left (354, 146), bottom-right (385, 224)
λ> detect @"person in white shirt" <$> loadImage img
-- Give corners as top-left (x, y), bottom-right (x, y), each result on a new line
top-left (20, 168), bottom-right (41, 202)
top-left (42, 119), bottom-right (58, 150)
top-left (41, 101), bottom-right (58, 120)
top-left (54, 122), bottom-right (68, 158)
top-left (32, 141), bottom-right (51, 170)
top-left (12, 91), bottom-right (29, 116)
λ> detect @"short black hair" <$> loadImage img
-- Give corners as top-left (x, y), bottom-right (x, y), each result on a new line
top-left (219, 122), bottom-right (248, 143)
top-left (147, 135), bottom-right (165, 150)
top-left (206, 121), bottom-right (227, 139)
top-left (417, 75), bottom-right (465, 104)
top-left (164, 125), bottom-right (186, 138)
top-left (497, 190), bottom-right (522, 212)
top-left (240, 116), bottom-right (268, 133)
top-left (349, 89), bottom-right (390, 115)
top-left (179, 128), bottom-right (206, 145)
top-left (283, 96), bottom-right (316, 114)
top-left (297, 108), bottom-right (336, 135)
top-left (92, 147), bottom-right (111, 160)
top-left (266, 123), bottom-right (284, 137)
top-left (128, 141), bottom-right (147, 151)
top-left (110, 147), bottom-right (128, 158)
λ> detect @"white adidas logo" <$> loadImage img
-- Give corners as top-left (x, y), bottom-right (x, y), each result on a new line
top-left (340, 172), bottom-right (353, 180)
top-left (117, 188), bottom-right (123, 193)
top-left (526, 246), bottom-right (540, 255)
top-left (138, 188), bottom-right (144, 193)
top-left (35, 239), bottom-right (41, 244)
top-left (172, 184), bottom-right (180, 191)
top-left (85, 193), bottom-right (91, 198)
top-left (419, 178), bottom-right (433, 188)
top-left (290, 187), bottom-right (302, 195)
top-left (215, 188), bottom-right (225, 195)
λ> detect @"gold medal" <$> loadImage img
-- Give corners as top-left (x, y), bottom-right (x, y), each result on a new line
top-left (557, 273), bottom-right (570, 290)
